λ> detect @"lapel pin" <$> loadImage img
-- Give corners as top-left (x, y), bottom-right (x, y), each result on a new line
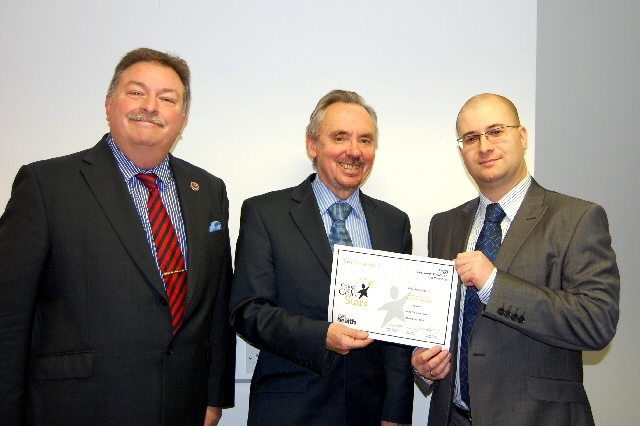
top-left (190, 182), bottom-right (200, 191)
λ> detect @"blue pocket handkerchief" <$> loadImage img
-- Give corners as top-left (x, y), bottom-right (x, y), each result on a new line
top-left (209, 221), bottom-right (222, 232)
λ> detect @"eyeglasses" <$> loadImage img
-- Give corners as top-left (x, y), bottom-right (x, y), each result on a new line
top-left (457, 125), bottom-right (519, 149)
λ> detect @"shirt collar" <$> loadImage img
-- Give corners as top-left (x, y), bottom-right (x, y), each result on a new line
top-left (107, 133), bottom-right (172, 186)
top-left (311, 174), bottom-right (365, 220)
top-left (478, 174), bottom-right (532, 221)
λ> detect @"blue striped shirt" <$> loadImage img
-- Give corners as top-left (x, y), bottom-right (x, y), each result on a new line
top-left (453, 174), bottom-right (532, 410)
top-left (311, 174), bottom-right (372, 250)
top-left (107, 134), bottom-right (188, 285)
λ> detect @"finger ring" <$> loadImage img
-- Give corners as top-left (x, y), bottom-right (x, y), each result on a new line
top-left (429, 370), bottom-right (434, 377)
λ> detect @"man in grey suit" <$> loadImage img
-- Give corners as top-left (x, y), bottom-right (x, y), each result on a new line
top-left (412, 93), bottom-right (619, 426)
top-left (230, 90), bottom-right (414, 426)
top-left (0, 48), bottom-right (235, 425)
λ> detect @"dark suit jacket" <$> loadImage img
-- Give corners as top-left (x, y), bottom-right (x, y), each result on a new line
top-left (230, 174), bottom-right (414, 426)
top-left (422, 179), bottom-right (619, 426)
top-left (0, 136), bottom-right (236, 425)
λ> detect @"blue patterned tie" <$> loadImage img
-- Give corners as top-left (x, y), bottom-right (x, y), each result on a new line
top-left (327, 202), bottom-right (353, 252)
top-left (459, 203), bottom-right (506, 408)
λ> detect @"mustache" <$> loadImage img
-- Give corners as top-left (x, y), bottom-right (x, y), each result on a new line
top-left (127, 112), bottom-right (167, 127)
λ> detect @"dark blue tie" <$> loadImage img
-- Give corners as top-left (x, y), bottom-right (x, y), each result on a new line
top-left (459, 203), bottom-right (506, 408)
top-left (327, 202), bottom-right (353, 252)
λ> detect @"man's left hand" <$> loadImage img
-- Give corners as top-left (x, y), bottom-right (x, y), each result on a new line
top-left (455, 250), bottom-right (494, 290)
top-left (204, 406), bottom-right (222, 426)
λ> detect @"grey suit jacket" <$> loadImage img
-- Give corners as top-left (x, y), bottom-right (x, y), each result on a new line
top-left (0, 136), bottom-right (236, 425)
top-left (423, 179), bottom-right (619, 426)
top-left (230, 174), bottom-right (414, 426)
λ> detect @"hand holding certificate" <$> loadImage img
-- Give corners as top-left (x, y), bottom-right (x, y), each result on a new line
top-left (328, 245), bottom-right (458, 348)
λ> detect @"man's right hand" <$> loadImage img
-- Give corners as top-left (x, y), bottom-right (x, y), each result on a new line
top-left (326, 322), bottom-right (374, 355)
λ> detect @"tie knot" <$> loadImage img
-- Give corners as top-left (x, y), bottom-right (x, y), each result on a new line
top-left (328, 202), bottom-right (353, 222)
top-left (136, 173), bottom-right (158, 190)
top-left (485, 203), bottom-right (506, 223)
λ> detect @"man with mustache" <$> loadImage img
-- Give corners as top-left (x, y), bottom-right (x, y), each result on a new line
top-left (411, 93), bottom-right (619, 426)
top-left (0, 48), bottom-right (236, 425)
top-left (230, 90), bottom-right (414, 426)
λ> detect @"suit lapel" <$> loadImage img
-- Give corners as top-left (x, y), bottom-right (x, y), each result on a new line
top-left (289, 176), bottom-right (333, 276)
top-left (170, 156), bottom-right (208, 317)
top-left (361, 194), bottom-right (386, 251)
top-left (81, 137), bottom-right (166, 297)
top-left (449, 199), bottom-right (478, 353)
top-left (454, 199), bottom-right (479, 258)
top-left (495, 179), bottom-right (548, 270)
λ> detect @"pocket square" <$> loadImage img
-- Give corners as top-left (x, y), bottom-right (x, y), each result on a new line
top-left (209, 221), bottom-right (222, 232)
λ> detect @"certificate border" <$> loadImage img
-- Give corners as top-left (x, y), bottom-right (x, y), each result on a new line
top-left (329, 245), bottom-right (458, 348)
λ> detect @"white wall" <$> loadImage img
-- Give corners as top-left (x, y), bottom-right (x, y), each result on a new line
top-left (0, 1), bottom-right (537, 425)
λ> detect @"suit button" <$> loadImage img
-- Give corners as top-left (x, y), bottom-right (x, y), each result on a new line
top-left (503, 310), bottom-right (511, 318)
top-left (159, 298), bottom-right (168, 306)
top-left (497, 307), bottom-right (504, 315)
top-left (510, 313), bottom-right (518, 321)
top-left (166, 346), bottom-right (174, 356)
top-left (518, 316), bottom-right (525, 323)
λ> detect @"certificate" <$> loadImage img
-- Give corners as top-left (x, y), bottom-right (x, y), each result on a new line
top-left (328, 245), bottom-right (458, 348)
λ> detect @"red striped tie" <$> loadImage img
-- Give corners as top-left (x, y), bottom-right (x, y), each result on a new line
top-left (136, 173), bottom-right (187, 334)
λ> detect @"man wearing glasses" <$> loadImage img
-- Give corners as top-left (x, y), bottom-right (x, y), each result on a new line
top-left (412, 93), bottom-right (619, 425)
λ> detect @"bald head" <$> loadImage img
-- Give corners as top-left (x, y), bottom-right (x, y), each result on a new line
top-left (455, 92), bottom-right (529, 201)
top-left (456, 93), bottom-right (520, 136)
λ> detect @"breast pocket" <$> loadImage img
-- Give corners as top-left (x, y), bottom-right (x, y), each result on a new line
top-left (206, 227), bottom-right (226, 255)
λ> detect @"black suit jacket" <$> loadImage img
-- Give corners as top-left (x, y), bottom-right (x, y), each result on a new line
top-left (0, 136), bottom-right (236, 425)
top-left (422, 179), bottom-right (619, 426)
top-left (230, 174), bottom-right (414, 426)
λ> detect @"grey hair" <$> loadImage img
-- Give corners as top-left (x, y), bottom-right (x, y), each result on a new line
top-left (306, 90), bottom-right (378, 168)
top-left (306, 89), bottom-right (378, 141)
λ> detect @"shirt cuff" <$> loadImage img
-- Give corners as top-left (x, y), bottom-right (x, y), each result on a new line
top-left (478, 267), bottom-right (497, 304)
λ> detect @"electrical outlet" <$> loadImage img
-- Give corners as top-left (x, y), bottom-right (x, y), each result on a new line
top-left (245, 344), bottom-right (260, 373)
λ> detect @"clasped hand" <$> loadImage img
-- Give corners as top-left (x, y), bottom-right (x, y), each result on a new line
top-left (455, 250), bottom-right (494, 290)
top-left (326, 322), bottom-right (373, 355)
top-left (411, 346), bottom-right (451, 381)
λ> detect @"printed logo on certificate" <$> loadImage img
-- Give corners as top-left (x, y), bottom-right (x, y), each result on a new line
top-left (328, 245), bottom-right (458, 348)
